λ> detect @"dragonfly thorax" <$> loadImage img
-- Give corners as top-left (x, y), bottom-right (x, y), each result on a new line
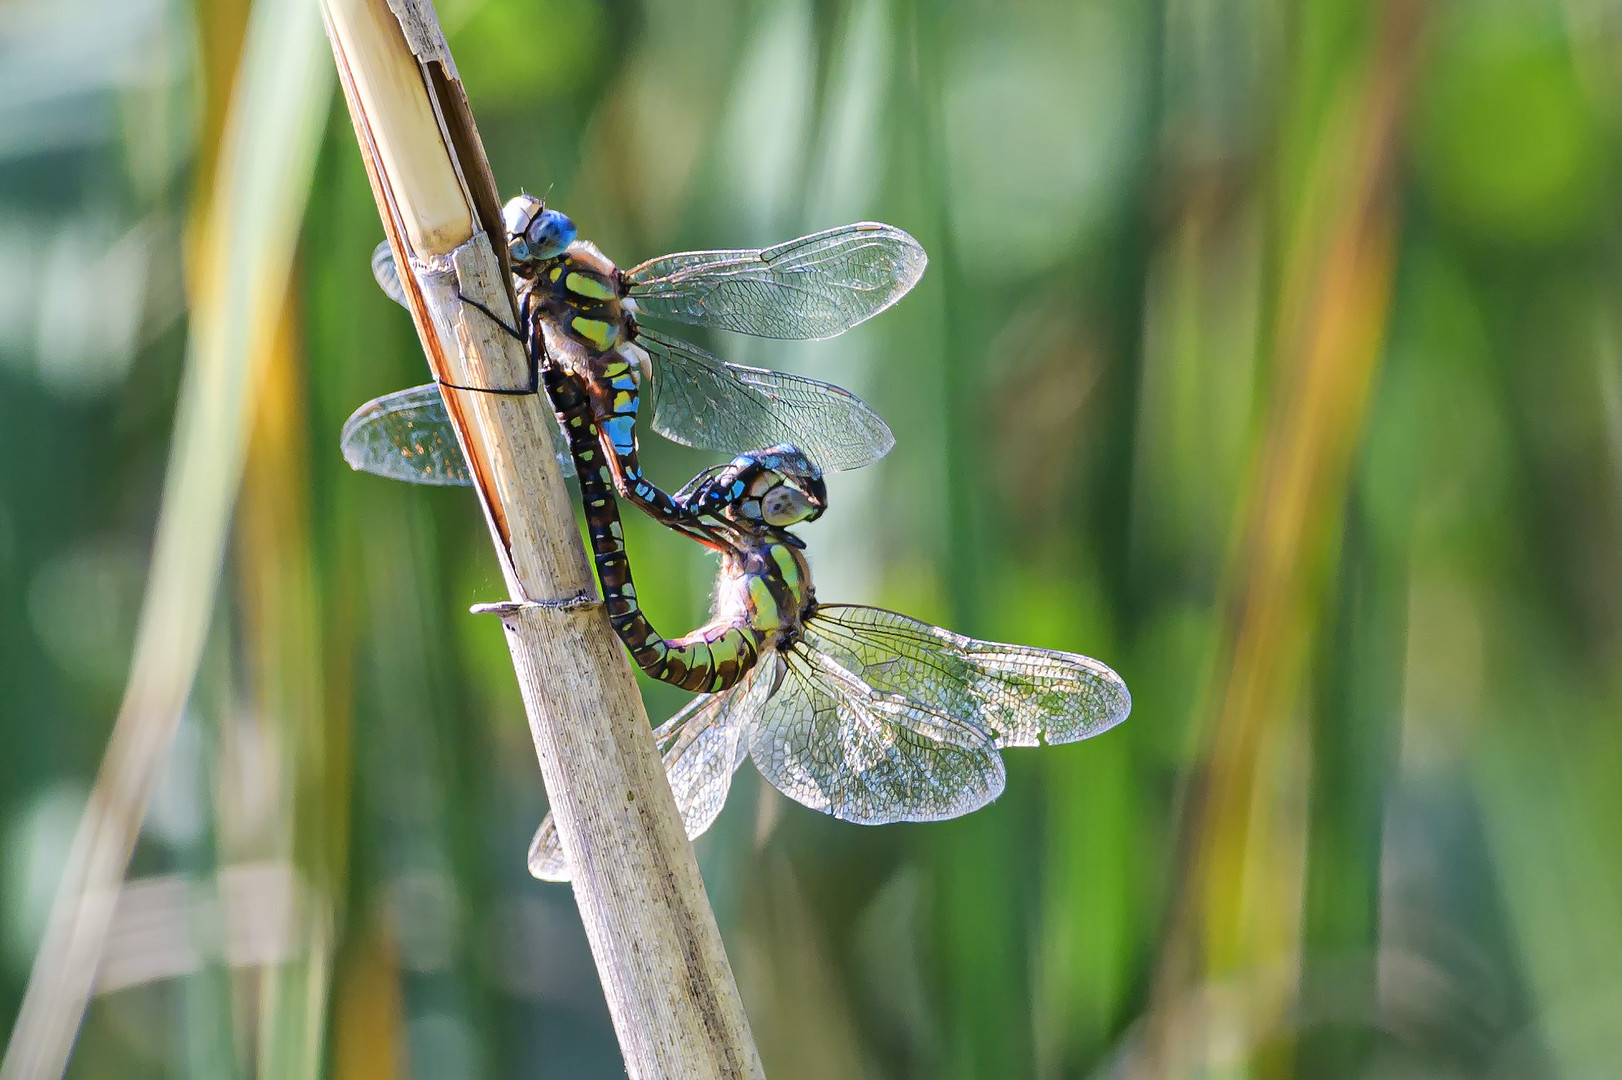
top-left (536, 312), bottom-right (644, 385)
top-left (715, 538), bottom-right (815, 649)
top-left (523, 242), bottom-right (634, 357)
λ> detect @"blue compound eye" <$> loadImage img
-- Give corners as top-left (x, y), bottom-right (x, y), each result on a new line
top-left (525, 209), bottom-right (577, 260)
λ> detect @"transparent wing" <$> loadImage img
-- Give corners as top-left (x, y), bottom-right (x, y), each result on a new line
top-left (527, 670), bottom-right (766, 882)
top-left (803, 605), bottom-right (1131, 748)
top-left (746, 648), bottom-right (1006, 825)
top-left (624, 223), bottom-right (926, 340)
top-left (372, 240), bottom-right (408, 307)
top-left (340, 383), bottom-right (574, 486)
top-left (640, 327), bottom-right (894, 471)
top-left (527, 815), bottom-right (567, 882)
top-left (341, 385), bottom-right (471, 486)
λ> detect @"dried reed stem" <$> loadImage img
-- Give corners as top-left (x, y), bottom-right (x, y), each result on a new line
top-left (320, 2), bottom-right (763, 1077)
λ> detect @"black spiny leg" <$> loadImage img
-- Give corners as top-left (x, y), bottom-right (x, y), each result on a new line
top-left (673, 454), bottom-right (778, 520)
top-left (671, 463), bottom-right (731, 509)
top-left (434, 291), bottom-right (541, 396)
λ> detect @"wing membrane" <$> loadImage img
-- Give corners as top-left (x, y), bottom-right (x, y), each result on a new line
top-left (803, 605), bottom-right (1130, 748)
top-left (746, 649), bottom-right (1005, 825)
top-left (372, 240), bottom-right (408, 307)
top-left (625, 223), bottom-right (926, 340)
top-left (340, 383), bottom-right (574, 486)
top-left (340, 384), bottom-right (471, 486)
top-left (528, 670), bottom-right (766, 882)
top-left (640, 327), bottom-right (893, 471)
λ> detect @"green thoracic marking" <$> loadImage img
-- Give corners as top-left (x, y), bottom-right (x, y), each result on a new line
top-left (769, 545), bottom-right (802, 592)
top-left (571, 316), bottom-right (613, 349)
top-left (566, 271), bottom-right (616, 300)
top-left (748, 577), bottom-right (783, 633)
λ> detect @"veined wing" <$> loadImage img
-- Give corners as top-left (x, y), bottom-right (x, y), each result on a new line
top-left (640, 327), bottom-right (894, 471)
top-left (372, 240), bottom-right (408, 307)
top-left (803, 606), bottom-right (1131, 748)
top-left (340, 383), bottom-right (575, 486)
top-left (341, 385), bottom-right (471, 486)
top-left (528, 669), bottom-right (769, 882)
top-left (747, 648), bottom-right (1005, 825)
top-left (624, 223), bottom-right (926, 341)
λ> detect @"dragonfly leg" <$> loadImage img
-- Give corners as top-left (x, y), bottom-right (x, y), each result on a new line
top-left (470, 594), bottom-right (603, 617)
top-left (676, 455), bottom-right (779, 519)
top-left (434, 292), bottom-right (542, 397)
top-left (455, 292), bottom-right (524, 343)
top-left (671, 463), bottom-right (731, 510)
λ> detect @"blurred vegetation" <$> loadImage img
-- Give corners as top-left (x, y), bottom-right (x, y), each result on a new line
top-left (3, 0), bottom-right (1621, 1077)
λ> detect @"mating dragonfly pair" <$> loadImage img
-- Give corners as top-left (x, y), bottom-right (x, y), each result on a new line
top-left (343, 196), bottom-right (1131, 880)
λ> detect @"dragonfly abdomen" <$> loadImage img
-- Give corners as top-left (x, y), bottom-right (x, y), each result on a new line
top-left (587, 346), bottom-right (685, 522)
top-left (654, 625), bottom-right (761, 694)
top-left (544, 361), bottom-right (764, 695)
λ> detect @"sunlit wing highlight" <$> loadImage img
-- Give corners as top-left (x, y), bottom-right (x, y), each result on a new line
top-left (371, 239), bottom-right (408, 307)
top-left (340, 383), bottom-right (574, 486)
top-left (625, 222), bottom-right (927, 340)
top-left (641, 328), bottom-right (894, 471)
top-left (803, 605), bottom-right (1131, 747)
top-left (746, 650), bottom-right (1007, 825)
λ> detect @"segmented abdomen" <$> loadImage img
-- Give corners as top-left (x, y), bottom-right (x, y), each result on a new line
top-left (543, 362), bottom-right (762, 693)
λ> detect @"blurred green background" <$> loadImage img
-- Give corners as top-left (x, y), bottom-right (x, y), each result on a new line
top-left (3, 0), bottom-right (1621, 1076)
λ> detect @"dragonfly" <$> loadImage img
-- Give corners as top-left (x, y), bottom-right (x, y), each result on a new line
top-left (525, 359), bottom-right (1132, 880)
top-left (343, 195), bottom-right (925, 522)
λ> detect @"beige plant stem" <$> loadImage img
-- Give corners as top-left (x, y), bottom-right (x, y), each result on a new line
top-left (319, 1), bottom-right (764, 1077)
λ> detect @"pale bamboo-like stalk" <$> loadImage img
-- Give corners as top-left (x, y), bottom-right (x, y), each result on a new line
top-left (319, 2), bottom-right (764, 1077)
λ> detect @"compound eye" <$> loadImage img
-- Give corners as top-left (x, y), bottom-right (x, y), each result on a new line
top-left (526, 209), bottom-right (577, 260)
top-left (760, 485), bottom-right (818, 527)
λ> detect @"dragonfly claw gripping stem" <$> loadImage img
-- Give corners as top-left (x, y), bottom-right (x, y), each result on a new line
top-left (470, 594), bottom-right (603, 617)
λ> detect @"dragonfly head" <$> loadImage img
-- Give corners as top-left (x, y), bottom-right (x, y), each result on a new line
top-left (733, 445), bottom-right (826, 528)
top-left (503, 195), bottom-right (577, 267)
